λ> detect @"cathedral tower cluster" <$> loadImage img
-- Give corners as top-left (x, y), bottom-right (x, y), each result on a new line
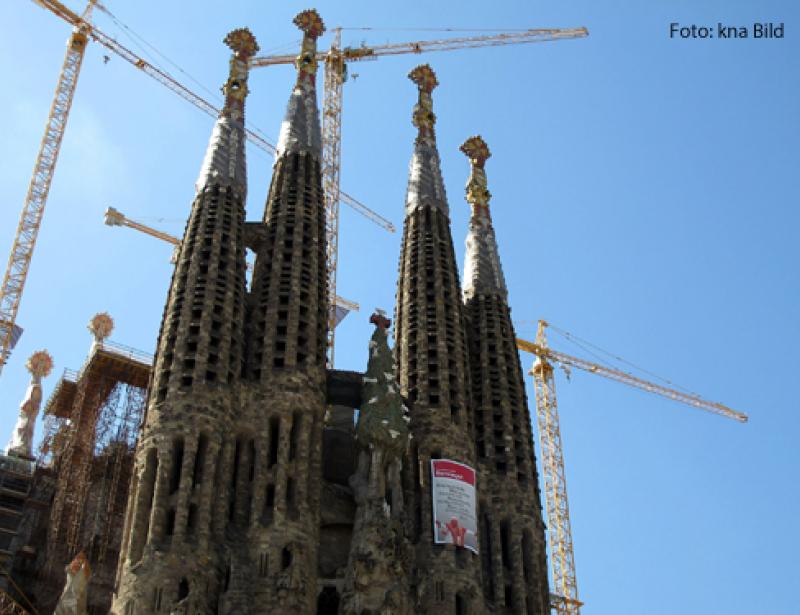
top-left (110, 10), bottom-right (549, 615)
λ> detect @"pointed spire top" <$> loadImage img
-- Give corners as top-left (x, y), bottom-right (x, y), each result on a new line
top-left (408, 64), bottom-right (439, 144)
top-left (221, 28), bottom-right (258, 121)
top-left (461, 136), bottom-right (507, 299)
top-left (196, 28), bottom-right (254, 193)
top-left (460, 135), bottom-right (492, 220)
top-left (293, 9), bottom-right (326, 89)
top-left (405, 64), bottom-right (447, 216)
top-left (276, 10), bottom-right (325, 157)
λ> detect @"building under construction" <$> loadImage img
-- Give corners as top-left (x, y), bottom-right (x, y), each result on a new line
top-left (3, 9), bottom-right (554, 615)
top-left (0, 317), bottom-right (150, 614)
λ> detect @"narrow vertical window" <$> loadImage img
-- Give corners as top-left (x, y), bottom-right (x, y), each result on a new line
top-left (268, 417), bottom-right (280, 467)
top-left (192, 434), bottom-right (208, 488)
top-left (169, 437), bottom-right (184, 494)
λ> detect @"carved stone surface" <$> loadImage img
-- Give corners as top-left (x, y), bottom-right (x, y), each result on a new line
top-left (394, 65), bottom-right (483, 614)
top-left (106, 15), bottom-right (551, 615)
top-left (462, 138), bottom-right (550, 614)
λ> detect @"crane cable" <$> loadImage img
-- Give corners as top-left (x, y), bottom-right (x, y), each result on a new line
top-left (546, 323), bottom-right (702, 398)
top-left (92, 2), bottom-right (278, 162)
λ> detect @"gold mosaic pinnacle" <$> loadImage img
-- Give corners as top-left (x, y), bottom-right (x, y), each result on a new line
top-left (461, 135), bottom-right (492, 212)
top-left (224, 27), bottom-right (259, 60)
top-left (408, 64), bottom-right (439, 93)
top-left (293, 9), bottom-right (326, 39)
top-left (460, 135), bottom-right (491, 169)
top-left (409, 64), bottom-right (438, 140)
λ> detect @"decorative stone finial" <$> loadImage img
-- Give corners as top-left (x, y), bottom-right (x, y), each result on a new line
top-left (461, 136), bottom-right (507, 299)
top-left (6, 349), bottom-right (52, 459)
top-left (293, 9), bottom-right (325, 88)
top-left (88, 312), bottom-right (114, 346)
top-left (408, 64), bottom-right (438, 143)
top-left (27, 349), bottom-right (54, 379)
top-left (460, 135), bottom-right (492, 219)
top-left (221, 28), bottom-right (258, 120)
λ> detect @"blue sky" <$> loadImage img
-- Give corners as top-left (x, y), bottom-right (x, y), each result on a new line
top-left (1, 1), bottom-right (798, 613)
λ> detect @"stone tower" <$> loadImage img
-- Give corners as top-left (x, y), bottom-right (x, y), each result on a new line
top-left (394, 65), bottom-right (483, 613)
top-left (112, 27), bottom-right (257, 614)
top-left (104, 12), bottom-right (554, 614)
top-left (238, 9), bottom-right (328, 614)
top-left (460, 136), bottom-right (550, 614)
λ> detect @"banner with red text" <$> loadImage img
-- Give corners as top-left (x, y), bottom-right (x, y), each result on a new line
top-left (431, 459), bottom-right (478, 553)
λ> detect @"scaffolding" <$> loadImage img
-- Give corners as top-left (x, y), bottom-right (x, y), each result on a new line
top-left (35, 340), bottom-right (150, 611)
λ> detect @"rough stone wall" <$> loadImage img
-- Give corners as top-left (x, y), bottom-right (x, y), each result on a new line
top-left (150, 183), bottom-right (248, 403)
top-left (459, 135), bottom-right (550, 615)
top-left (394, 196), bottom-right (482, 612)
top-left (241, 127), bottom-right (328, 613)
top-left (465, 293), bottom-right (549, 614)
top-left (112, 173), bottom-right (248, 614)
top-left (247, 150), bottom-right (327, 376)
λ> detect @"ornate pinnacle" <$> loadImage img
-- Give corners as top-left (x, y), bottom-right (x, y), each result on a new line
top-left (293, 9), bottom-right (325, 87)
top-left (26, 350), bottom-right (53, 379)
top-left (409, 64), bottom-right (438, 142)
top-left (224, 28), bottom-right (259, 60)
top-left (88, 312), bottom-right (114, 345)
top-left (460, 135), bottom-right (492, 217)
top-left (222, 28), bottom-right (258, 120)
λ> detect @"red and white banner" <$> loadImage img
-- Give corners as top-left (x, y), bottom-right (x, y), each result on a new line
top-left (431, 459), bottom-right (478, 553)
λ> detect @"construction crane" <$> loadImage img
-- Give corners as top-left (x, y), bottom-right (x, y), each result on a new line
top-left (17, 2), bottom-right (586, 368)
top-left (251, 25), bottom-right (589, 365)
top-left (0, 0), bottom-right (96, 377)
top-left (102, 207), bottom-right (361, 326)
top-left (517, 320), bottom-right (747, 614)
top-left (0, 1), bottom-right (392, 379)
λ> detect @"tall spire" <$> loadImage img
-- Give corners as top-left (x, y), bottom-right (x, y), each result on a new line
top-left (405, 64), bottom-right (448, 217)
top-left (461, 135), bottom-right (507, 299)
top-left (195, 27), bottom-right (258, 194)
top-left (276, 9), bottom-right (325, 158)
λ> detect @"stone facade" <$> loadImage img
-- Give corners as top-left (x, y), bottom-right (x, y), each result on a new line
top-left (109, 11), bottom-right (550, 615)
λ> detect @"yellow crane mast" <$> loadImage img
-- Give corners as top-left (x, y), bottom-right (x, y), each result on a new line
top-left (251, 25), bottom-right (589, 364)
top-left (517, 320), bottom-right (747, 614)
top-left (0, 0), bottom-right (96, 377)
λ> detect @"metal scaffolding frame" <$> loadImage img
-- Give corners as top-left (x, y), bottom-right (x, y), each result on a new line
top-left (37, 341), bottom-right (150, 589)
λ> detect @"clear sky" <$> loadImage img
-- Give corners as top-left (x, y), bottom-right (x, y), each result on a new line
top-left (1, 1), bottom-right (798, 613)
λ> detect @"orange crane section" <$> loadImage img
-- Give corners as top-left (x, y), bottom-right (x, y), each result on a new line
top-left (517, 320), bottom-right (747, 614)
